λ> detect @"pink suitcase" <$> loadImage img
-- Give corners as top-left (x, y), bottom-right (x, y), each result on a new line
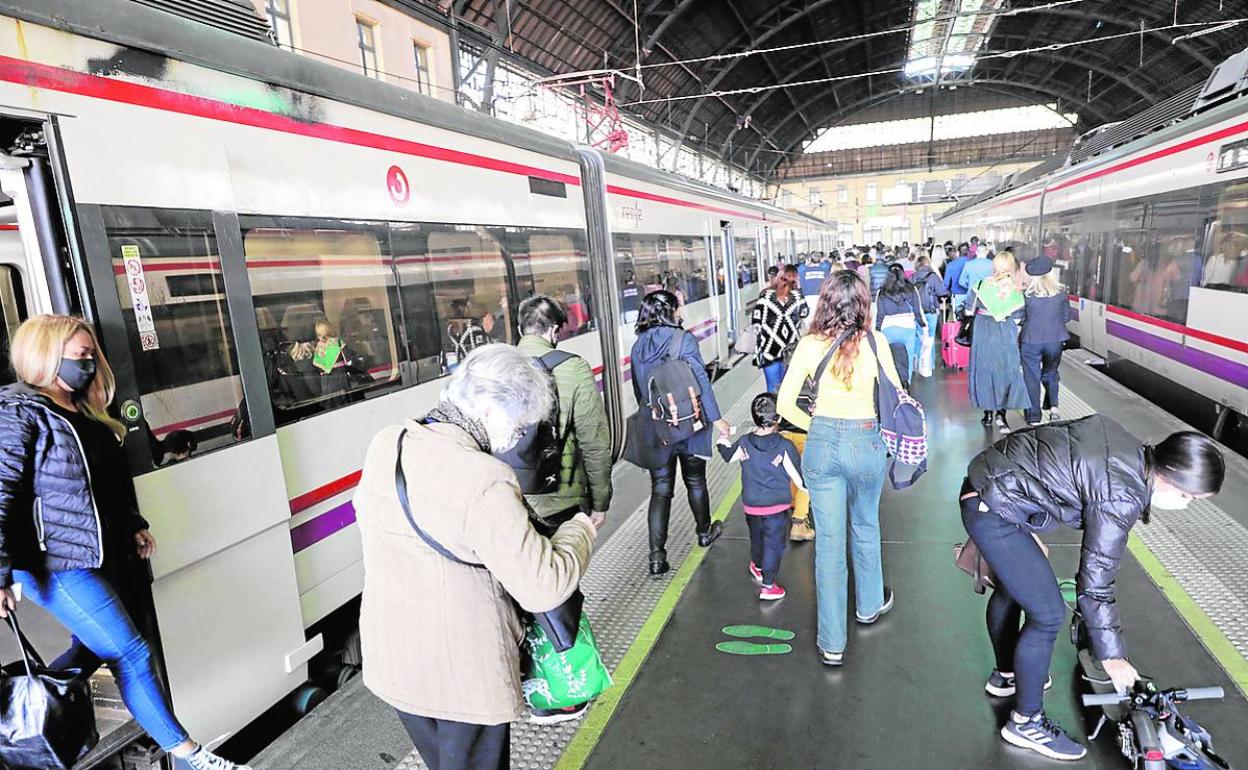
top-left (941, 322), bottom-right (969, 369)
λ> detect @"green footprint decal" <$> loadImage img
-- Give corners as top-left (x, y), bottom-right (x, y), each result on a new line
top-left (716, 641), bottom-right (793, 655)
top-left (721, 625), bottom-right (795, 641)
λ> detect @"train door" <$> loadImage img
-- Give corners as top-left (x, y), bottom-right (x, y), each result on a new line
top-left (720, 221), bottom-right (742, 346)
top-left (762, 226), bottom-right (775, 268)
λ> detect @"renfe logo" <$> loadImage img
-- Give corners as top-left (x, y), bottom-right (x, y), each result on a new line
top-left (387, 165), bottom-right (411, 205)
top-left (621, 202), bottom-right (643, 224)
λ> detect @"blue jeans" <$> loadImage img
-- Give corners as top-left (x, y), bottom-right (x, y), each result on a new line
top-left (924, 312), bottom-right (939, 372)
top-left (805, 418), bottom-right (888, 654)
top-left (13, 568), bottom-right (189, 750)
top-left (1020, 341), bottom-right (1063, 424)
top-left (881, 326), bottom-right (919, 382)
top-left (762, 359), bottom-right (787, 393)
top-left (960, 490), bottom-right (1064, 716)
top-left (746, 512), bottom-right (788, 586)
top-left (952, 293), bottom-right (968, 315)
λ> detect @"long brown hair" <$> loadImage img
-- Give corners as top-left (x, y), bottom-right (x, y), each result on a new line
top-left (808, 270), bottom-right (872, 387)
top-left (768, 264), bottom-right (798, 301)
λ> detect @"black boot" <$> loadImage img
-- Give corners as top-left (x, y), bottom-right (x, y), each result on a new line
top-left (981, 411), bottom-right (993, 426)
top-left (698, 520), bottom-right (723, 547)
top-left (649, 553), bottom-right (670, 576)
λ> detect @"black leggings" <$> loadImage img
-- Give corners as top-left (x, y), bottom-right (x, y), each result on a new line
top-left (648, 452), bottom-right (710, 559)
top-left (960, 487), bottom-right (1065, 716)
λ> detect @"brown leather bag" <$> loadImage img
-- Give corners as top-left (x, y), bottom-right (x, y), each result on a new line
top-left (954, 538), bottom-right (995, 594)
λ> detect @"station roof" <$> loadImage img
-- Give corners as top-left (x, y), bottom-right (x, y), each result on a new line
top-left (444, 0), bottom-right (1248, 176)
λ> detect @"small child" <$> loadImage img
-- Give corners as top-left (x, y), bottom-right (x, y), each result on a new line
top-left (717, 393), bottom-right (805, 601)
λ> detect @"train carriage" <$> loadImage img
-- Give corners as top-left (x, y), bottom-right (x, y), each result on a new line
top-left (0, 0), bottom-right (831, 763)
top-left (933, 51), bottom-right (1248, 434)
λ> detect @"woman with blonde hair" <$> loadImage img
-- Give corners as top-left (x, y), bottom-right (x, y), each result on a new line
top-left (777, 271), bottom-right (904, 667)
top-left (964, 249), bottom-right (1030, 433)
top-left (1020, 258), bottom-right (1072, 426)
top-left (0, 315), bottom-right (250, 770)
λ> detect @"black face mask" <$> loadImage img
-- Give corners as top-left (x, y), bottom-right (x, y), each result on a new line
top-left (57, 357), bottom-right (97, 394)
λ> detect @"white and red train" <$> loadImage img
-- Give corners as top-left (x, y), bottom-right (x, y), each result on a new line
top-left (934, 52), bottom-right (1248, 431)
top-left (0, 0), bottom-right (833, 760)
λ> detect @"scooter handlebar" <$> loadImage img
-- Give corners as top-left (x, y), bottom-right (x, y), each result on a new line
top-left (1177, 687), bottom-right (1225, 701)
top-left (1082, 692), bottom-right (1126, 707)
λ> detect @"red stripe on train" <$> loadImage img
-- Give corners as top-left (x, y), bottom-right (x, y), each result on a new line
top-left (289, 470), bottom-right (363, 515)
top-left (1106, 305), bottom-right (1248, 355)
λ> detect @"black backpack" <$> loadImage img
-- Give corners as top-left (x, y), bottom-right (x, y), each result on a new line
top-left (495, 349), bottom-right (575, 494)
top-left (646, 328), bottom-right (705, 446)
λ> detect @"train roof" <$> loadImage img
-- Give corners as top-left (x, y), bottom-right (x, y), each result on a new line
top-left (938, 44), bottom-right (1248, 222)
top-left (1, 0), bottom-right (823, 228)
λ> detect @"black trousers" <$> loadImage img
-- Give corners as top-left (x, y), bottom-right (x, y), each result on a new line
top-left (396, 711), bottom-right (509, 770)
top-left (648, 452), bottom-right (710, 559)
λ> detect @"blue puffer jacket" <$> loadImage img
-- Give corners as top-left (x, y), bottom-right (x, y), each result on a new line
top-left (0, 384), bottom-right (144, 586)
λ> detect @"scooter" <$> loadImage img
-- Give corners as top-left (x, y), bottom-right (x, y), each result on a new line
top-left (1072, 612), bottom-right (1232, 770)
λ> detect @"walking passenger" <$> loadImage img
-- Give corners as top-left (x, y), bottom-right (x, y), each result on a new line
top-left (944, 243), bottom-right (971, 314)
top-left (965, 251), bottom-right (1030, 433)
top-left (0, 315), bottom-right (251, 770)
top-left (912, 255), bottom-right (949, 375)
top-left (798, 254), bottom-right (828, 315)
top-left (631, 291), bottom-right (730, 576)
top-left (751, 265), bottom-right (808, 393)
top-left (717, 393), bottom-right (804, 601)
top-left (958, 241), bottom-right (994, 295)
top-left (874, 264), bottom-right (925, 386)
top-left (776, 271), bottom-right (903, 667)
top-left (516, 296), bottom-right (613, 530)
top-left (962, 418), bottom-right (1224, 761)
top-left (867, 253), bottom-right (890, 298)
top-left (355, 345), bottom-right (601, 770)
top-left (1019, 258), bottom-right (1071, 426)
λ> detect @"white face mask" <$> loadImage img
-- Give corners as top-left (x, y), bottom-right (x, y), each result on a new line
top-left (1150, 486), bottom-right (1191, 511)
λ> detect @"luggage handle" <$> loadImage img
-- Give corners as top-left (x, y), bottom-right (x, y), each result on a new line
top-left (5, 610), bottom-right (48, 677)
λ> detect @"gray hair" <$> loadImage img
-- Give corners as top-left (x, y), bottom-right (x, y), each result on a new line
top-left (442, 343), bottom-right (553, 452)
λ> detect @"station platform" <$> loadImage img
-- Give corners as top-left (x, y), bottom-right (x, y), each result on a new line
top-left (252, 352), bottom-right (1248, 770)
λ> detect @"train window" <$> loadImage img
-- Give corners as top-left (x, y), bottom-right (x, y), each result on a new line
top-left (101, 207), bottom-right (245, 465)
top-left (425, 226), bottom-right (511, 371)
top-left (734, 237), bottom-right (758, 288)
top-left (240, 220), bottom-right (404, 426)
top-left (512, 230), bottom-right (594, 340)
top-left (390, 224), bottom-right (442, 383)
top-left (1203, 181), bottom-right (1248, 292)
top-left (1107, 192), bottom-right (1202, 323)
top-left (683, 237), bottom-right (710, 303)
top-left (616, 247), bottom-right (641, 324)
top-left (0, 265), bottom-right (24, 387)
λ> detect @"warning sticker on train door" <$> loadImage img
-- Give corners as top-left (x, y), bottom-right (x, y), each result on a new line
top-left (120, 244), bottom-right (160, 351)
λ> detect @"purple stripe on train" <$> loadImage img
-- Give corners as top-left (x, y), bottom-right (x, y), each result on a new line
top-left (1105, 320), bottom-right (1248, 388)
top-left (594, 319), bottom-right (719, 391)
top-left (291, 500), bottom-right (355, 553)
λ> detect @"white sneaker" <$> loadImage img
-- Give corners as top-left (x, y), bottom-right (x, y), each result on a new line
top-left (185, 747), bottom-right (251, 770)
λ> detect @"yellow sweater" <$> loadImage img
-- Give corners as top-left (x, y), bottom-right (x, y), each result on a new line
top-left (777, 330), bottom-right (904, 430)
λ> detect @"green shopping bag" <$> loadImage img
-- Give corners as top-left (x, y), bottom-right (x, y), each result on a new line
top-left (521, 615), bottom-right (612, 710)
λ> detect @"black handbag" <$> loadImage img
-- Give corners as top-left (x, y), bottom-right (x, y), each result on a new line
top-left (622, 412), bottom-right (669, 469)
top-left (954, 315), bottom-right (974, 347)
top-left (796, 330), bottom-right (853, 416)
top-left (394, 430), bottom-right (583, 652)
top-left (0, 612), bottom-right (98, 770)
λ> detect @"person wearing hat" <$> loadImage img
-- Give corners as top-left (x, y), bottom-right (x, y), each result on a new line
top-left (1020, 257), bottom-right (1071, 426)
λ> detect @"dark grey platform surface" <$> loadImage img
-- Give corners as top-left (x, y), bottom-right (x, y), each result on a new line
top-left (583, 364), bottom-right (1248, 770)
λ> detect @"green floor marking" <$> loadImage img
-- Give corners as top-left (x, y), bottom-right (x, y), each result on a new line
top-left (1058, 579), bottom-right (1077, 604)
top-left (552, 478), bottom-right (741, 770)
top-left (1127, 533), bottom-right (1248, 699)
top-left (721, 625), bottom-right (796, 641)
top-left (715, 640), bottom-right (793, 656)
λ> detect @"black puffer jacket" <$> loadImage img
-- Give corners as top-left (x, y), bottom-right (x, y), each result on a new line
top-left (0, 384), bottom-right (146, 586)
top-left (967, 414), bottom-right (1150, 661)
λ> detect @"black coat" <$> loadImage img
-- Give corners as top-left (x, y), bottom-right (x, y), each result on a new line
top-left (966, 414), bottom-right (1150, 660)
top-left (0, 384), bottom-right (147, 586)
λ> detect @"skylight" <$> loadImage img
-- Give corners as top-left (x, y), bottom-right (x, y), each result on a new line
top-left (803, 105), bottom-right (1077, 153)
top-left (904, 0), bottom-right (1005, 80)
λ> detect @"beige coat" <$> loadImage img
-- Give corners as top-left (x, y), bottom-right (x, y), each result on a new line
top-left (354, 419), bottom-right (596, 725)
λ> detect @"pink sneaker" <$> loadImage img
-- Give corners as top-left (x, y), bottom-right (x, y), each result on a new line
top-left (748, 562), bottom-right (763, 583)
top-left (759, 583), bottom-right (786, 601)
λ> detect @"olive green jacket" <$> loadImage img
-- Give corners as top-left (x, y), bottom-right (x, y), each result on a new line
top-left (517, 335), bottom-right (614, 517)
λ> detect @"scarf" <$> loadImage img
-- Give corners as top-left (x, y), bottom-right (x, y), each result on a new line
top-left (974, 279), bottom-right (1025, 322)
top-left (424, 401), bottom-right (491, 453)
